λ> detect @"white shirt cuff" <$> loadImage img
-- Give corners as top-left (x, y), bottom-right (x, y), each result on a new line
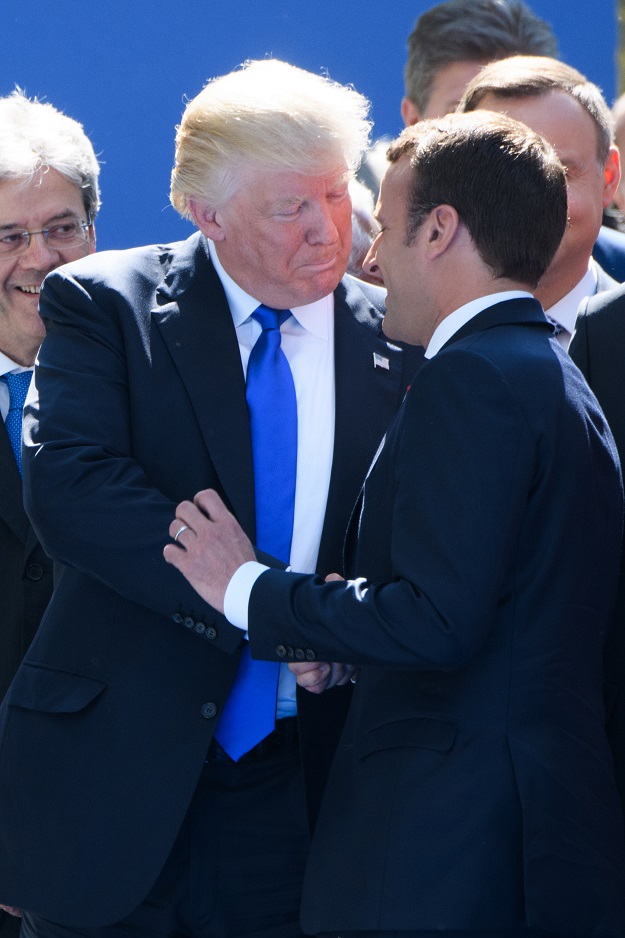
top-left (223, 560), bottom-right (269, 631)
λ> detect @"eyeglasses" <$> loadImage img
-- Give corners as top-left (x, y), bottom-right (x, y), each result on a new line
top-left (0, 217), bottom-right (92, 257)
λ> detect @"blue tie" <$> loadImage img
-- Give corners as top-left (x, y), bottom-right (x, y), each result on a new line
top-left (1, 372), bottom-right (31, 477)
top-left (215, 305), bottom-right (297, 760)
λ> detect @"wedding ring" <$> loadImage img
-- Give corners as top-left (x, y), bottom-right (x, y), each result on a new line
top-left (174, 524), bottom-right (189, 543)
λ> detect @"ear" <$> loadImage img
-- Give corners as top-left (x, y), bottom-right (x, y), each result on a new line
top-left (602, 146), bottom-right (621, 208)
top-left (401, 96), bottom-right (421, 127)
top-left (87, 223), bottom-right (96, 254)
top-left (188, 197), bottom-right (226, 242)
top-left (422, 204), bottom-right (459, 257)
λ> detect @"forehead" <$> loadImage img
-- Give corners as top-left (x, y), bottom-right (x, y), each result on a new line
top-left (424, 59), bottom-right (490, 119)
top-left (477, 89), bottom-right (601, 165)
top-left (378, 159), bottom-right (411, 217)
top-left (231, 163), bottom-right (350, 204)
top-left (0, 168), bottom-right (85, 226)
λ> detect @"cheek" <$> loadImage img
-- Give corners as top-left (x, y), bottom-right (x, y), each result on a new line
top-left (337, 204), bottom-right (355, 245)
top-left (565, 179), bottom-right (601, 228)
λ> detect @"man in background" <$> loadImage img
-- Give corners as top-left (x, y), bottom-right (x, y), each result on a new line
top-left (458, 55), bottom-right (620, 345)
top-left (360, 0), bottom-right (557, 192)
top-left (363, 0), bottom-right (625, 285)
top-left (0, 90), bottom-right (99, 936)
top-left (402, 0), bottom-right (556, 123)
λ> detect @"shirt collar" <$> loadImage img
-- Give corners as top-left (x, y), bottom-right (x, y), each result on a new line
top-left (544, 260), bottom-right (598, 335)
top-left (0, 349), bottom-right (31, 376)
top-left (425, 291), bottom-right (533, 359)
top-left (208, 239), bottom-right (331, 339)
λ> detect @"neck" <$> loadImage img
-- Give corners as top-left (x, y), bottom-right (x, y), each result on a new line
top-left (534, 260), bottom-right (590, 311)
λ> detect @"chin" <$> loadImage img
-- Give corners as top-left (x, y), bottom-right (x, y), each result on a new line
top-left (297, 269), bottom-right (344, 306)
top-left (381, 316), bottom-right (399, 341)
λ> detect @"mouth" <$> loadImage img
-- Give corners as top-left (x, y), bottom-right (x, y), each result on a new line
top-left (15, 285), bottom-right (41, 295)
top-left (301, 257), bottom-right (338, 273)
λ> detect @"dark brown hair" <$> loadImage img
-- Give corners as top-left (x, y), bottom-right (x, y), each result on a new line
top-left (387, 111), bottom-right (567, 287)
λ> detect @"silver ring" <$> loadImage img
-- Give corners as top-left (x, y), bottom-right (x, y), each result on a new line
top-left (174, 524), bottom-right (189, 543)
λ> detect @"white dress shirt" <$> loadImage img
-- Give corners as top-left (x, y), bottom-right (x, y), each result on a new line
top-left (209, 241), bottom-right (335, 716)
top-left (544, 261), bottom-right (598, 350)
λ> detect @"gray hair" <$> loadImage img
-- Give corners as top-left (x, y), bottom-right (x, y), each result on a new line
top-left (170, 59), bottom-right (372, 218)
top-left (0, 89), bottom-right (101, 219)
top-left (404, 0), bottom-right (557, 115)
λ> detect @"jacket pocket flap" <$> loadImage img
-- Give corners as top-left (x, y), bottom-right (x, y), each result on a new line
top-left (358, 716), bottom-right (457, 759)
top-left (7, 664), bottom-right (107, 713)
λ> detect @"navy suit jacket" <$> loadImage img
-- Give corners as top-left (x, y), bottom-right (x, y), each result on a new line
top-left (593, 225), bottom-right (625, 283)
top-left (0, 428), bottom-right (52, 703)
top-left (0, 232), bottom-right (422, 926)
top-left (571, 283), bottom-right (625, 820)
top-left (248, 298), bottom-right (625, 936)
top-left (0, 432), bottom-right (46, 938)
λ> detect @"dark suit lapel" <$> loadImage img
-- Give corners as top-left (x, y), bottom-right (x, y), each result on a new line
top-left (317, 277), bottom-right (410, 575)
top-left (151, 234), bottom-right (256, 537)
top-left (0, 426), bottom-right (28, 544)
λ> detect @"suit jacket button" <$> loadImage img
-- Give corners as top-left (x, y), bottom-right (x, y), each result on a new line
top-left (172, 613), bottom-right (183, 625)
top-left (26, 563), bottom-right (44, 581)
top-left (286, 645), bottom-right (295, 659)
top-left (205, 626), bottom-right (217, 640)
top-left (201, 702), bottom-right (217, 719)
top-left (305, 649), bottom-right (316, 661)
top-left (183, 617), bottom-right (195, 629)
top-left (276, 645), bottom-right (287, 658)
top-left (295, 648), bottom-right (305, 660)
top-left (194, 622), bottom-right (206, 635)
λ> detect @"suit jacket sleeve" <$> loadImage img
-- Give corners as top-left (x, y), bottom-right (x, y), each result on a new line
top-left (248, 347), bottom-right (535, 668)
top-left (23, 264), bottom-right (240, 650)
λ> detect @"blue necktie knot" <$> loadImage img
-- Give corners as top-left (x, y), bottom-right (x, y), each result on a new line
top-left (253, 305), bottom-right (290, 331)
top-left (1, 371), bottom-right (31, 476)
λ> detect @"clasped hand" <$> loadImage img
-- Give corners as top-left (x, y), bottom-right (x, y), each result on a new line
top-left (163, 490), bottom-right (355, 692)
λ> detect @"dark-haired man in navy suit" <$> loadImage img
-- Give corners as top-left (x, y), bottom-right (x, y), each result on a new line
top-left (168, 112), bottom-right (625, 936)
top-left (0, 60), bottom-right (421, 938)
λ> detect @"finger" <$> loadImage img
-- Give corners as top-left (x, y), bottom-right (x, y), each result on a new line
top-left (292, 663), bottom-right (330, 690)
top-left (334, 664), bottom-right (357, 686)
top-left (288, 661), bottom-right (321, 676)
top-left (168, 501), bottom-right (195, 541)
top-left (325, 572), bottom-right (345, 582)
top-left (194, 489), bottom-right (231, 521)
top-left (168, 499), bottom-right (212, 544)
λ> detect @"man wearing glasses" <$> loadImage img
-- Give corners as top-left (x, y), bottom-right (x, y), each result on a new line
top-left (0, 90), bottom-right (98, 937)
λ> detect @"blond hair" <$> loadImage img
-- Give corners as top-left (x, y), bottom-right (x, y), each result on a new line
top-left (170, 59), bottom-right (371, 218)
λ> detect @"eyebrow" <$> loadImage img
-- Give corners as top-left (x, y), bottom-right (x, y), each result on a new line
top-left (0, 210), bottom-right (83, 233)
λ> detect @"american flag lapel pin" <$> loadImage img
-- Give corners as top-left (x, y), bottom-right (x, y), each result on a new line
top-left (373, 352), bottom-right (390, 370)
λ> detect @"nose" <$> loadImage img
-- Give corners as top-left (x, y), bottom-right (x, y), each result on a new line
top-left (307, 201), bottom-right (341, 245)
top-left (363, 238), bottom-right (383, 284)
top-left (18, 231), bottom-right (60, 269)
